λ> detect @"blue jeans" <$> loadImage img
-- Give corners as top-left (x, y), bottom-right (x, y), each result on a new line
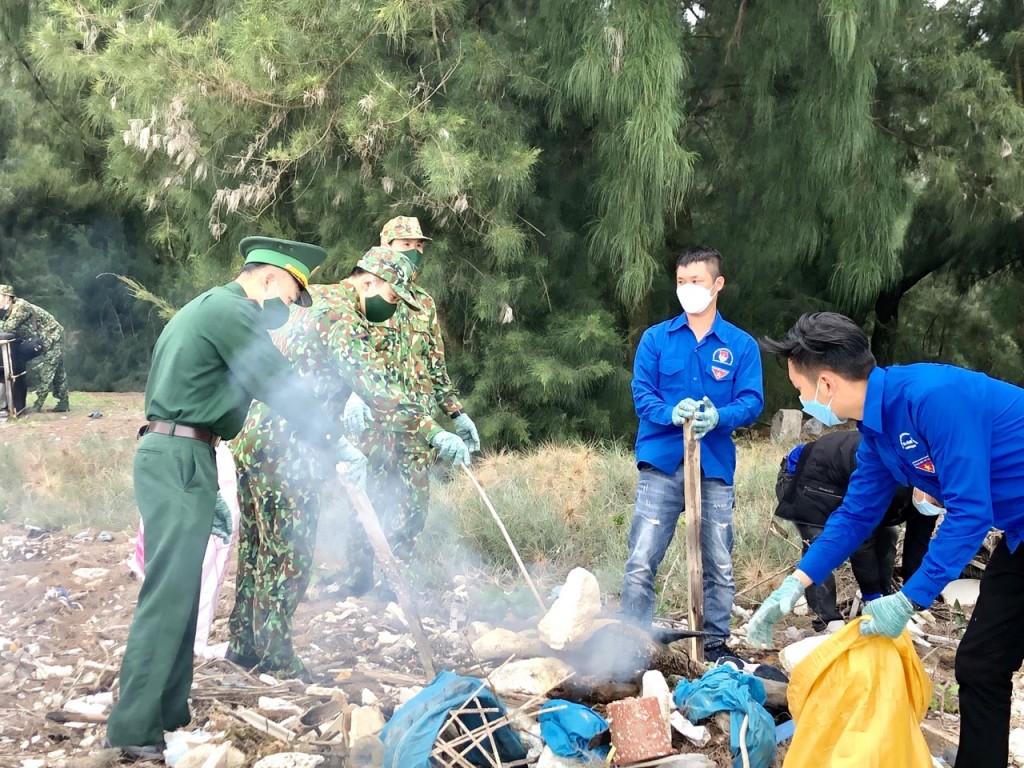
top-left (620, 463), bottom-right (736, 647)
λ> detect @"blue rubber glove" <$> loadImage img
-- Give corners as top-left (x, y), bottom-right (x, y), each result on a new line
top-left (342, 393), bottom-right (373, 436)
top-left (691, 396), bottom-right (719, 440)
top-left (746, 575), bottom-right (806, 648)
top-left (211, 493), bottom-right (232, 544)
top-left (336, 436), bottom-right (368, 490)
top-left (860, 591), bottom-right (915, 637)
top-left (672, 398), bottom-right (701, 427)
top-left (452, 413), bottom-right (481, 453)
top-left (431, 430), bottom-right (471, 466)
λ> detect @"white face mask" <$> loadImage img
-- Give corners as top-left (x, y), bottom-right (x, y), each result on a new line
top-left (676, 283), bottom-right (715, 314)
top-left (912, 491), bottom-right (944, 518)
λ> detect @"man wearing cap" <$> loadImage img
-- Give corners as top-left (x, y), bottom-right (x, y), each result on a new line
top-left (105, 237), bottom-right (367, 760)
top-left (225, 247), bottom-right (470, 677)
top-left (0, 284), bottom-right (69, 412)
top-left (338, 216), bottom-right (480, 597)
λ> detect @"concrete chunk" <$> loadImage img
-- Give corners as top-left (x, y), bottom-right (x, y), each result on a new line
top-left (538, 568), bottom-right (602, 650)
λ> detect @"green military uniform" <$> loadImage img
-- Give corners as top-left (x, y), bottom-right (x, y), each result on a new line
top-left (228, 249), bottom-right (440, 676)
top-left (105, 238), bottom-right (347, 751)
top-left (0, 285), bottom-right (69, 411)
top-left (347, 217), bottom-right (469, 592)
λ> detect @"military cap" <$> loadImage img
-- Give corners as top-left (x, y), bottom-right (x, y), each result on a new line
top-left (238, 236), bottom-right (327, 307)
top-left (0, 285), bottom-right (13, 297)
top-left (379, 216), bottom-right (432, 246)
top-left (356, 246), bottom-right (421, 311)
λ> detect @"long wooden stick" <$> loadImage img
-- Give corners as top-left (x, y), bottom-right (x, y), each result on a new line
top-left (342, 484), bottom-right (437, 678)
top-left (683, 420), bottom-right (704, 662)
top-left (460, 464), bottom-right (547, 614)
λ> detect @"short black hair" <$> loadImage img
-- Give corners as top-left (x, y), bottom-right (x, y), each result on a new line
top-left (760, 312), bottom-right (876, 380)
top-left (676, 246), bottom-right (722, 279)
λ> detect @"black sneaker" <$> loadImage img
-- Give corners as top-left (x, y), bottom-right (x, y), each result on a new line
top-left (100, 738), bottom-right (166, 761)
top-left (704, 644), bottom-right (732, 663)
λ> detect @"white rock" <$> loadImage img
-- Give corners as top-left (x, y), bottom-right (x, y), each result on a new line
top-left (348, 705), bottom-right (386, 744)
top-left (1008, 727), bottom-right (1024, 764)
top-left (488, 658), bottom-right (575, 697)
top-left (252, 754), bottom-right (325, 768)
top-left (471, 628), bottom-right (547, 661)
top-left (72, 568), bottom-right (109, 580)
top-left (771, 409), bottom-right (804, 442)
top-left (538, 568), bottom-right (602, 650)
top-left (176, 743), bottom-right (246, 768)
top-left (941, 579), bottom-right (981, 608)
top-left (782, 626), bottom-right (805, 642)
top-left (257, 697), bottom-right (303, 715)
top-left (792, 596), bottom-right (809, 616)
top-left (779, 634), bottom-right (831, 673)
top-left (660, 756), bottom-right (718, 767)
top-left (536, 746), bottom-right (587, 768)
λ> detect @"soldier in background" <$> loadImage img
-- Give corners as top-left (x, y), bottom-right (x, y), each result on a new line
top-left (0, 284), bottom-right (69, 412)
top-left (226, 248), bottom-right (470, 679)
top-left (339, 216), bottom-right (480, 598)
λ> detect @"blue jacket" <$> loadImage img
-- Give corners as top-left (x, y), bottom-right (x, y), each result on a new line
top-left (632, 311), bottom-right (764, 483)
top-left (799, 363), bottom-right (1024, 606)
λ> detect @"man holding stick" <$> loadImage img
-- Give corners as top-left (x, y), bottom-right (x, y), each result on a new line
top-left (620, 246), bottom-right (764, 661)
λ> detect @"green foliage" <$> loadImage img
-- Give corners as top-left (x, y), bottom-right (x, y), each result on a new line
top-left (3, 0), bottom-right (1024, 442)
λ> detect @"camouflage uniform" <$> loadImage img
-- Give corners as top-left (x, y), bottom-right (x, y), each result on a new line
top-left (0, 287), bottom-right (68, 411)
top-left (228, 254), bottom-right (441, 676)
top-left (343, 218), bottom-right (465, 592)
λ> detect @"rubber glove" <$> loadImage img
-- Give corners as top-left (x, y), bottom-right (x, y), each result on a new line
top-left (342, 393), bottom-right (373, 435)
top-left (336, 436), bottom-right (368, 490)
top-left (431, 430), bottom-right (471, 466)
top-left (860, 591), bottom-right (915, 637)
top-left (745, 575), bottom-right (806, 648)
top-left (452, 413), bottom-right (481, 453)
top-left (691, 396), bottom-right (720, 440)
top-left (211, 493), bottom-right (232, 544)
top-left (672, 398), bottom-right (701, 427)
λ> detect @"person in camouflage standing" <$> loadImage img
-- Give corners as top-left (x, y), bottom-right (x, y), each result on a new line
top-left (0, 284), bottom-right (69, 412)
top-left (339, 216), bottom-right (481, 597)
top-left (226, 247), bottom-right (471, 679)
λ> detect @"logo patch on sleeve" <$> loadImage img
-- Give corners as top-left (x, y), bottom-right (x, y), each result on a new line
top-left (713, 348), bottom-right (734, 366)
top-left (912, 455), bottom-right (936, 474)
top-left (899, 432), bottom-right (918, 450)
top-left (711, 366), bottom-right (729, 380)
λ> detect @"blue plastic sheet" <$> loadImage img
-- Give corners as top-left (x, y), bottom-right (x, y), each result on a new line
top-left (538, 699), bottom-right (609, 762)
top-left (380, 671), bottom-right (527, 768)
top-left (674, 665), bottom-right (776, 768)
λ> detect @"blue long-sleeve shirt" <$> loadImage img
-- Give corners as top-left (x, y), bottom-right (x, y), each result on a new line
top-left (799, 363), bottom-right (1024, 607)
top-left (632, 312), bottom-right (764, 483)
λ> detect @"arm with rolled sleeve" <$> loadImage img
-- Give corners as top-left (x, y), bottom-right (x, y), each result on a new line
top-left (632, 327), bottom-right (675, 426)
top-left (713, 339), bottom-right (764, 431)
top-left (901, 392), bottom-right (995, 608)
top-left (798, 436), bottom-right (900, 585)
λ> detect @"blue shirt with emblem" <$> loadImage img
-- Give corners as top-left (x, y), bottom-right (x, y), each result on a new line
top-left (632, 311), bottom-right (764, 483)
top-left (799, 363), bottom-right (1024, 607)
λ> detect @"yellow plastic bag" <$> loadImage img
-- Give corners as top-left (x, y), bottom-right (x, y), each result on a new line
top-left (784, 618), bottom-right (933, 767)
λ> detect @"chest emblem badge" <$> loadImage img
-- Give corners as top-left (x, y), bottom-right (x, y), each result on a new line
top-left (713, 348), bottom-right (733, 366)
top-left (711, 366), bottom-right (729, 380)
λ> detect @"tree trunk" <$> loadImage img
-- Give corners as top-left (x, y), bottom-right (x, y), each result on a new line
top-left (871, 285), bottom-right (905, 365)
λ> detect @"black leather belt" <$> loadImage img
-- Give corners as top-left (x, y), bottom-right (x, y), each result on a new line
top-left (142, 420), bottom-right (220, 446)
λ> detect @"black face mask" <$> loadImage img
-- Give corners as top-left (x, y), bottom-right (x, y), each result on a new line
top-left (364, 294), bottom-right (398, 323)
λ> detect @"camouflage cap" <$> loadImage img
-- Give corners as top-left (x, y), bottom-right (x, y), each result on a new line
top-left (356, 246), bottom-right (420, 311)
top-left (0, 285), bottom-right (13, 297)
top-left (379, 216), bottom-right (432, 245)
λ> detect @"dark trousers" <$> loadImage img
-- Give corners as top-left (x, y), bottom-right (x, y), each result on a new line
top-left (955, 538), bottom-right (1024, 768)
top-left (796, 523), bottom-right (898, 627)
top-left (106, 433), bottom-right (217, 746)
top-left (900, 510), bottom-right (938, 581)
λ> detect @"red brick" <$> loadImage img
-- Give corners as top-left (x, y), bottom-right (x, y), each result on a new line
top-left (607, 696), bottom-right (674, 765)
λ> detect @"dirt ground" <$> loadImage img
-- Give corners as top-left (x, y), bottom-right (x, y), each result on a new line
top-left (0, 394), bottom-right (1010, 766)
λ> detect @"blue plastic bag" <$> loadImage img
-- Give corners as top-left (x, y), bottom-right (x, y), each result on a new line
top-left (538, 699), bottom-right (609, 761)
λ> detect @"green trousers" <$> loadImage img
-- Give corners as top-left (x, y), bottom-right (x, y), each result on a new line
top-left (106, 433), bottom-right (217, 747)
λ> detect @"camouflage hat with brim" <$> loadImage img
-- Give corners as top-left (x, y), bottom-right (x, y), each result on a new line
top-left (0, 285), bottom-right (13, 297)
top-left (356, 246), bottom-right (421, 311)
top-left (379, 216), bottom-right (431, 245)
top-left (238, 236), bottom-right (327, 307)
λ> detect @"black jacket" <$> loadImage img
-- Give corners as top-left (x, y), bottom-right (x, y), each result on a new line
top-left (775, 431), bottom-right (913, 529)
